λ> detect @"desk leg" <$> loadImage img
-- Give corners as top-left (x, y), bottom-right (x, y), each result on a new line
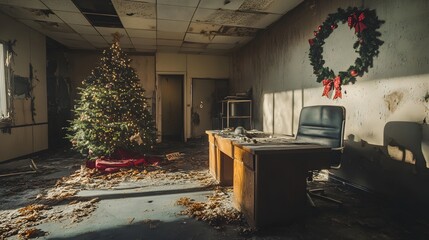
top-left (217, 150), bottom-right (233, 186)
top-left (233, 158), bottom-right (255, 226)
top-left (208, 142), bottom-right (217, 178)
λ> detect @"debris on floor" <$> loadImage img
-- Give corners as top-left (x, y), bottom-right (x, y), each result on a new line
top-left (166, 152), bottom-right (184, 161)
top-left (176, 187), bottom-right (243, 227)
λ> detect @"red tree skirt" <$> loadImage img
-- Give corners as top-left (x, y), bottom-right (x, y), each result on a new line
top-left (86, 149), bottom-right (161, 173)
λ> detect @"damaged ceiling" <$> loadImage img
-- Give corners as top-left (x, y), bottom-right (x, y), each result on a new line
top-left (0, 0), bottom-right (303, 54)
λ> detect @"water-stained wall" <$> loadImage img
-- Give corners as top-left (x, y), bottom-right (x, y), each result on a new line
top-left (231, 0), bottom-right (429, 205)
top-left (0, 12), bottom-right (48, 161)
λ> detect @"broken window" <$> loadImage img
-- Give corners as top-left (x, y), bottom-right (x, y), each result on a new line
top-left (0, 41), bottom-right (13, 124)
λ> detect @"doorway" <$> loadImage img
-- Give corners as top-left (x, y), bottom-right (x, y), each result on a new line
top-left (159, 74), bottom-right (184, 141)
top-left (191, 78), bottom-right (228, 138)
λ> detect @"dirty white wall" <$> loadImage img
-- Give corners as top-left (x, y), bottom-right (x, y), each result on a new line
top-left (231, 0), bottom-right (429, 204)
top-left (156, 53), bottom-right (230, 140)
top-left (0, 13), bottom-right (47, 161)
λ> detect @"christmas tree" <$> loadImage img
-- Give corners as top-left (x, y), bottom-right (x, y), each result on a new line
top-left (68, 34), bottom-right (157, 159)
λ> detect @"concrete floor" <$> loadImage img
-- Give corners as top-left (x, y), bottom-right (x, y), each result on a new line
top-left (1, 140), bottom-right (429, 239)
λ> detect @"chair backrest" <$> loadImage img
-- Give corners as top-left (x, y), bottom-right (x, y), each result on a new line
top-left (296, 105), bottom-right (346, 149)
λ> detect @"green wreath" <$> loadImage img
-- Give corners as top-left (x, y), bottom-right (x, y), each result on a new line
top-left (308, 7), bottom-right (384, 99)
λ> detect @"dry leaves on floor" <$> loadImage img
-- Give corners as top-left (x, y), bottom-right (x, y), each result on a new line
top-left (176, 187), bottom-right (243, 227)
top-left (0, 189), bottom-right (99, 239)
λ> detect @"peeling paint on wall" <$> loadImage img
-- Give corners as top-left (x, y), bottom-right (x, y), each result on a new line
top-left (384, 91), bottom-right (404, 113)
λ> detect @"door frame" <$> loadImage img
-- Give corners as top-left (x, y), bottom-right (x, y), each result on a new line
top-left (156, 72), bottom-right (187, 142)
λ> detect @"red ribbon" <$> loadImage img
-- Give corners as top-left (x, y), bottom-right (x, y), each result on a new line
top-left (322, 79), bottom-right (333, 97)
top-left (308, 38), bottom-right (314, 46)
top-left (348, 12), bottom-right (367, 33)
top-left (322, 76), bottom-right (342, 99)
top-left (333, 76), bottom-right (342, 99)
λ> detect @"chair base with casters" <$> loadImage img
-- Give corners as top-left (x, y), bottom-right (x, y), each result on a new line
top-left (307, 188), bottom-right (343, 207)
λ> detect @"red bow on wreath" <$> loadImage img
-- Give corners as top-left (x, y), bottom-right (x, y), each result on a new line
top-left (322, 76), bottom-right (342, 99)
top-left (348, 12), bottom-right (367, 33)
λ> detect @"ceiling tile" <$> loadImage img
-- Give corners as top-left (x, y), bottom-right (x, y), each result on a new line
top-left (126, 29), bottom-right (156, 39)
top-left (41, 0), bottom-right (80, 12)
top-left (217, 25), bottom-right (258, 37)
top-left (157, 4), bottom-right (195, 21)
top-left (0, 0), bottom-right (48, 9)
top-left (193, 8), bottom-right (279, 28)
top-left (18, 19), bottom-right (48, 34)
top-left (157, 19), bottom-right (188, 32)
top-left (19, 19), bottom-right (75, 34)
top-left (157, 31), bottom-right (185, 40)
top-left (184, 33), bottom-right (212, 44)
top-left (69, 24), bottom-right (98, 35)
top-left (81, 34), bottom-right (107, 43)
top-left (131, 38), bottom-right (157, 47)
top-left (157, 0), bottom-right (199, 7)
top-left (120, 16), bottom-right (156, 30)
top-left (112, 0), bottom-right (156, 19)
top-left (198, 0), bottom-right (245, 10)
top-left (0, 5), bottom-right (63, 22)
top-left (157, 39), bottom-right (182, 47)
top-left (212, 35), bottom-right (252, 44)
top-left (239, 0), bottom-right (302, 14)
top-left (95, 27), bottom-right (127, 37)
top-left (35, 20), bottom-right (74, 33)
top-left (187, 22), bottom-right (221, 35)
top-left (193, 9), bottom-right (268, 27)
top-left (47, 32), bottom-right (83, 41)
top-left (54, 11), bottom-right (90, 25)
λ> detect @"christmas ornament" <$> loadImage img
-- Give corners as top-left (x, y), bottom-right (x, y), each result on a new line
top-left (308, 7), bottom-right (384, 99)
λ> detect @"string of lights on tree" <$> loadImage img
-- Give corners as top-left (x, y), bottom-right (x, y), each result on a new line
top-left (67, 34), bottom-right (157, 159)
top-left (308, 7), bottom-right (384, 99)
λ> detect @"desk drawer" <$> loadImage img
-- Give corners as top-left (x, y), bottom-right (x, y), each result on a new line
top-left (234, 146), bottom-right (254, 171)
top-left (216, 136), bottom-right (234, 158)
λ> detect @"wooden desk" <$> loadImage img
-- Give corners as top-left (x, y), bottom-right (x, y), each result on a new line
top-left (206, 130), bottom-right (235, 186)
top-left (233, 142), bottom-right (332, 228)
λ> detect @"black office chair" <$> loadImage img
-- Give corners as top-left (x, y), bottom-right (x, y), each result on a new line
top-left (295, 105), bottom-right (346, 207)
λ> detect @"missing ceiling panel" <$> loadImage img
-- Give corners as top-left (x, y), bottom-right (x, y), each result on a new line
top-left (112, 0), bottom-right (156, 19)
top-left (203, 9), bottom-right (264, 27)
top-left (218, 25), bottom-right (258, 37)
top-left (85, 14), bottom-right (123, 28)
top-left (34, 20), bottom-right (75, 33)
top-left (72, 0), bottom-right (117, 15)
top-left (239, 0), bottom-right (274, 12)
top-left (72, 0), bottom-right (123, 28)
